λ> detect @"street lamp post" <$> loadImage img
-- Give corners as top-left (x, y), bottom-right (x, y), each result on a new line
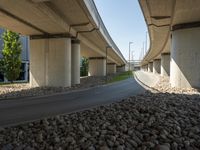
top-left (106, 45), bottom-right (112, 83)
top-left (132, 50), bottom-right (134, 71)
top-left (129, 42), bottom-right (133, 77)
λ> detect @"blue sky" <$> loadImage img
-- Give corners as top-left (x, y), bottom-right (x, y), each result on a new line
top-left (94, 0), bottom-right (149, 60)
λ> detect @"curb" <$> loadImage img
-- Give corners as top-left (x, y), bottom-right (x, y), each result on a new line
top-left (134, 72), bottom-right (160, 92)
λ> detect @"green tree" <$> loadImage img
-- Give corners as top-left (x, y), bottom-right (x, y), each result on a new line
top-left (81, 57), bottom-right (88, 76)
top-left (0, 30), bottom-right (22, 83)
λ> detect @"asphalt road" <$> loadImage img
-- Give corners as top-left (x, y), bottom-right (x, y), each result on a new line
top-left (0, 78), bottom-right (145, 127)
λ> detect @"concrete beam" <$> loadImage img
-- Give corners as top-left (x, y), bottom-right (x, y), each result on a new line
top-left (78, 34), bottom-right (120, 66)
top-left (33, 2), bottom-right (76, 36)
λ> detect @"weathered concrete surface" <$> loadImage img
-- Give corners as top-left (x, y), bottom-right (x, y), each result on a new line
top-left (148, 62), bottom-right (153, 72)
top-left (71, 41), bottom-right (80, 85)
top-left (107, 64), bottom-right (116, 74)
top-left (30, 38), bottom-right (71, 87)
top-left (135, 70), bottom-right (160, 87)
top-left (170, 27), bottom-right (200, 88)
top-left (161, 53), bottom-right (170, 76)
top-left (153, 59), bottom-right (161, 74)
top-left (117, 65), bottom-right (125, 72)
top-left (88, 58), bottom-right (106, 76)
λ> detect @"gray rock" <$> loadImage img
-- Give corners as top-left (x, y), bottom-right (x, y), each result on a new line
top-left (78, 123), bottom-right (84, 132)
top-left (83, 132), bottom-right (91, 138)
top-left (14, 145), bottom-right (25, 150)
top-left (128, 139), bottom-right (138, 147)
top-left (116, 145), bottom-right (124, 150)
top-left (184, 140), bottom-right (190, 148)
top-left (2, 144), bottom-right (13, 150)
top-left (99, 146), bottom-right (110, 150)
top-left (66, 136), bottom-right (75, 143)
top-left (171, 142), bottom-right (178, 150)
top-left (88, 146), bottom-right (96, 150)
top-left (55, 137), bottom-right (60, 143)
top-left (37, 133), bottom-right (43, 143)
top-left (24, 146), bottom-right (35, 150)
top-left (125, 142), bottom-right (133, 149)
top-left (156, 144), bottom-right (170, 150)
top-left (146, 142), bottom-right (155, 148)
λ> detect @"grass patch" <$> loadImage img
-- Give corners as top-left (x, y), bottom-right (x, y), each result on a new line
top-left (109, 71), bottom-right (133, 83)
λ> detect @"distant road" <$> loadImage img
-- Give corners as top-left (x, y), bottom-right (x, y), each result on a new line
top-left (0, 78), bottom-right (145, 127)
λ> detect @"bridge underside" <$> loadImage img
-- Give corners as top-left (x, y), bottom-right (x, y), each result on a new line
top-left (140, 0), bottom-right (200, 88)
top-left (0, 0), bottom-right (126, 87)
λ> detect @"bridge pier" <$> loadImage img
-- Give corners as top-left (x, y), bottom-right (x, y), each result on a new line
top-left (161, 53), bottom-right (170, 76)
top-left (145, 64), bottom-right (148, 71)
top-left (30, 38), bottom-right (71, 87)
top-left (142, 65), bottom-right (148, 71)
top-left (148, 62), bottom-right (153, 72)
top-left (88, 57), bottom-right (106, 76)
top-left (117, 65), bottom-right (125, 72)
top-left (170, 27), bottom-right (200, 88)
top-left (107, 63), bottom-right (116, 74)
top-left (71, 40), bottom-right (80, 85)
top-left (142, 65), bottom-right (145, 71)
top-left (153, 59), bottom-right (161, 74)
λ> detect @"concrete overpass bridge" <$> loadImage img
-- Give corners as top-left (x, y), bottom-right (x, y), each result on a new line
top-left (139, 0), bottom-right (200, 88)
top-left (0, 0), bottom-right (126, 87)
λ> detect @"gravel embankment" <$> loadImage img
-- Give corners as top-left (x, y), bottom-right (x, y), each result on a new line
top-left (0, 76), bottom-right (200, 149)
top-left (0, 75), bottom-right (117, 100)
top-left (153, 76), bottom-right (199, 94)
top-left (1, 80), bottom-right (200, 149)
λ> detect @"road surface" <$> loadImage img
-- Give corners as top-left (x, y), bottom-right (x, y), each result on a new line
top-left (0, 78), bottom-right (145, 127)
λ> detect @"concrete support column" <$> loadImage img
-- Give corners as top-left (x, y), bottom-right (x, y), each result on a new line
top-left (144, 65), bottom-right (148, 72)
top-left (117, 65), bottom-right (125, 72)
top-left (148, 62), bottom-right (153, 72)
top-left (161, 53), bottom-right (170, 76)
top-left (141, 66), bottom-right (144, 71)
top-left (170, 27), bottom-right (200, 88)
top-left (107, 63), bottom-right (116, 74)
top-left (30, 38), bottom-right (71, 87)
top-left (88, 57), bottom-right (106, 76)
top-left (153, 59), bottom-right (161, 74)
top-left (71, 40), bottom-right (80, 85)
